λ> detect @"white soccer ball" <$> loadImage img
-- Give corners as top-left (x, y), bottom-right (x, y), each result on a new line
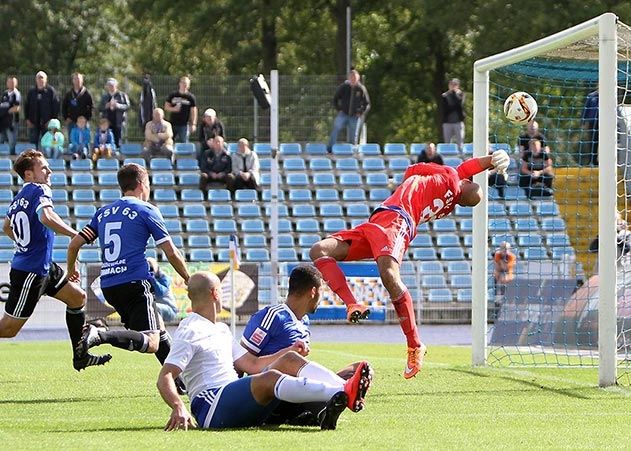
top-left (503, 91), bottom-right (538, 125)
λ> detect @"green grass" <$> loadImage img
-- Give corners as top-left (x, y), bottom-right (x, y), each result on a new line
top-left (2, 341), bottom-right (631, 450)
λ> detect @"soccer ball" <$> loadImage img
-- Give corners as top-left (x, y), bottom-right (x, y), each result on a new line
top-left (503, 92), bottom-right (538, 125)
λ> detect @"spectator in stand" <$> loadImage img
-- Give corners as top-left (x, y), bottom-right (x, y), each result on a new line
top-left (493, 242), bottom-right (516, 297)
top-left (488, 167), bottom-right (507, 199)
top-left (147, 257), bottom-right (178, 323)
top-left (416, 142), bottom-right (444, 165)
top-left (0, 76), bottom-right (21, 155)
top-left (40, 118), bottom-right (65, 159)
top-left (99, 78), bottom-right (130, 148)
top-left (581, 89), bottom-right (599, 166)
top-left (198, 108), bottom-right (225, 165)
top-left (230, 138), bottom-right (261, 192)
top-left (68, 115), bottom-right (91, 159)
top-left (139, 73), bottom-right (157, 133)
top-left (327, 69), bottom-right (371, 152)
top-left (92, 118), bottom-right (116, 161)
top-left (143, 108), bottom-right (174, 163)
top-left (441, 78), bottom-right (465, 150)
top-left (519, 139), bottom-right (554, 198)
top-left (199, 136), bottom-right (233, 192)
top-left (517, 120), bottom-right (549, 155)
top-left (62, 72), bottom-right (93, 135)
top-left (25, 71), bottom-right (60, 148)
top-left (164, 76), bottom-right (197, 143)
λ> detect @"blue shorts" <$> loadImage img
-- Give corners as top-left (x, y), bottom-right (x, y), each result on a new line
top-left (190, 377), bottom-right (281, 429)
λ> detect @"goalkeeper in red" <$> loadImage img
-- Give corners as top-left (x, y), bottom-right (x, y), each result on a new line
top-left (310, 150), bottom-right (510, 379)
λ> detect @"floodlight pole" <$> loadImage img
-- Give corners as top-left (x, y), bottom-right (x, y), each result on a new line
top-left (270, 70), bottom-right (280, 305)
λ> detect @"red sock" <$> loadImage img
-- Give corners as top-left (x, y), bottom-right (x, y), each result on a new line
top-left (392, 290), bottom-right (421, 348)
top-left (314, 257), bottom-right (357, 307)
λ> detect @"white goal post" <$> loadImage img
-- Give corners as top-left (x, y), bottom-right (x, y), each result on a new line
top-left (471, 12), bottom-right (619, 386)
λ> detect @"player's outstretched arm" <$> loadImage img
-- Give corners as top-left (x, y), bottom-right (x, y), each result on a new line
top-left (157, 364), bottom-right (195, 431)
top-left (39, 206), bottom-right (79, 238)
top-left (159, 240), bottom-right (190, 283)
top-left (2, 217), bottom-right (14, 241)
top-left (457, 150), bottom-right (510, 179)
top-left (67, 234), bottom-right (87, 283)
top-left (234, 341), bottom-right (309, 375)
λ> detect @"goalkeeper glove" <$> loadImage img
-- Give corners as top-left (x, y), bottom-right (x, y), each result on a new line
top-left (491, 150), bottom-right (510, 174)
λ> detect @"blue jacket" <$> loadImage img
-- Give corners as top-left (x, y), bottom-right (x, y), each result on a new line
top-left (93, 128), bottom-right (116, 149)
top-left (70, 126), bottom-right (91, 148)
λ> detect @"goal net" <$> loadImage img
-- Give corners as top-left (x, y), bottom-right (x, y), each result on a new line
top-left (472, 13), bottom-right (631, 385)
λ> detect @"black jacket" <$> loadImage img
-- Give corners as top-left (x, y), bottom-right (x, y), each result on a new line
top-left (201, 149), bottom-right (231, 174)
top-left (441, 90), bottom-right (465, 123)
top-left (25, 85), bottom-right (60, 130)
top-left (62, 87), bottom-right (94, 122)
top-left (99, 91), bottom-right (130, 128)
top-left (332, 81), bottom-right (371, 116)
top-left (199, 121), bottom-right (225, 151)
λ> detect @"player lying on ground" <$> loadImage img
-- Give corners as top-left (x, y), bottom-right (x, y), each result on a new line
top-left (310, 150), bottom-right (510, 379)
top-left (0, 150), bottom-right (110, 371)
top-left (157, 272), bottom-right (373, 430)
top-left (68, 164), bottom-right (190, 389)
top-left (241, 263), bottom-right (362, 425)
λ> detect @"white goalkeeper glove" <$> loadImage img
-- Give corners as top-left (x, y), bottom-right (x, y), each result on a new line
top-left (491, 150), bottom-right (510, 174)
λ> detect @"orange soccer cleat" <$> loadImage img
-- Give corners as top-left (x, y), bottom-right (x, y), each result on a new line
top-left (346, 303), bottom-right (371, 323)
top-left (343, 361), bottom-right (374, 412)
top-left (404, 343), bottom-right (428, 379)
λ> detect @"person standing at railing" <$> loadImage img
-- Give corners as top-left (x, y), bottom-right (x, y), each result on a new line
top-left (99, 78), bottom-right (129, 148)
top-left (25, 71), bottom-right (60, 149)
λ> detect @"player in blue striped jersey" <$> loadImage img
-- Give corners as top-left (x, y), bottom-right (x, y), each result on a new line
top-left (0, 149), bottom-right (110, 371)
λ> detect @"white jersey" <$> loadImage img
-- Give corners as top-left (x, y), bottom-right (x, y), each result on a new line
top-left (164, 313), bottom-right (247, 399)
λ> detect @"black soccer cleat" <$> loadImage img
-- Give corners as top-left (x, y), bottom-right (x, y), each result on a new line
top-left (75, 324), bottom-right (103, 358)
top-left (73, 353), bottom-right (112, 372)
top-left (318, 391), bottom-right (348, 430)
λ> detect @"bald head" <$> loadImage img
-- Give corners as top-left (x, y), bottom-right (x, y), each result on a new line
top-left (187, 272), bottom-right (221, 308)
top-left (458, 181), bottom-right (482, 206)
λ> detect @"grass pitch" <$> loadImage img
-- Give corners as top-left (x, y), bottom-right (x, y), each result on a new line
top-left (1, 341), bottom-right (631, 450)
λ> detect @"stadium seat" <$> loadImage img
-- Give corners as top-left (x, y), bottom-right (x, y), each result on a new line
top-left (53, 235), bottom-right (71, 249)
top-left (71, 173), bottom-right (94, 186)
top-left (342, 188), bottom-right (365, 202)
top-left (180, 189), bottom-right (202, 202)
top-left (238, 204), bottom-right (261, 217)
top-left (346, 204), bottom-right (370, 217)
top-left (55, 205), bottom-right (70, 218)
top-left (241, 219), bottom-right (265, 233)
top-left (124, 158), bottom-right (145, 167)
top-left (98, 172), bottom-right (118, 186)
top-left (459, 219), bottom-right (473, 232)
top-left (336, 158), bottom-right (359, 171)
top-left (457, 289), bottom-right (472, 302)
top-left (299, 249), bottom-right (312, 261)
top-left (183, 204), bottom-right (206, 217)
top-left (73, 189), bottom-right (96, 202)
top-left (264, 204), bottom-right (289, 217)
top-left (339, 173), bottom-right (362, 186)
top-left (422, 275), bottom-right (447, 289)
top-left (419, 261), bottom-right (443, 274)
top-left (158, 204), bottom-right (179, 218)
top-left (179, 172), bottom-right (200, 186)
top-left (152, 173), bottom-right (176, 186)
top-left (305, 143), bottom-right (327, 155)
top-left (208, 189), bottom-right (231, 202)
top-left (289, 189), bottom-right (312, 202)
top-left (74, 204), bottom-right (96, 218)
top-left (246, 248), bottom-right (270, 262)
top-left (283, 158), bottom-right (306, 171)
top-left (316, 189), bottom-right (339, 202)
top-left (365, 173), bottom-right (389, 186)
top-left (253, 143), bottom-right (272, 156)
top-left (0, 189), bottom-right (12, 202)
top-left (450, 275), bottom-right (472, 289)
top-left (164, 219), bottom-right (183, 233)
top-left (227, 142), bottom-right (238, 153)
top-left (189, 249), bottom-right (213, 262)
top-left (214, 219), bottom-right (237, 233)
top-left (52, 189), bottom-right (68, 203)
top-left (175, 142), bottom-right (195, 155)
top-left (0, 145), bottom-right (9, 157)
top-left (412, 248), bottom-right (437, 261)
top-left (514, 218), bottom-right (539, 232)
top-left (518, 234), bottom-right (542, 247)
top-left (436, 143), bottom-right (458, 155)
top-left (280, 143), bottom-right (302, 155)
top-left (369, 188), bottom-right (391, 202)
top-left (235, 189), bottom-right (258, 202)
top-left (14, 143), bottom-right (32, 154)
top-left (392, 173), bottom-right (403, 185)
top-left (362, 158), bottom-right (386, 171)
top-left (259, 158), bottom-right (271, 171)
top-left (298, 234), bottom-right (321, 247)
top-left (154, 189), bottom-right (177, 202)
top-left (278, 219), bottom-right (293, 233)
top-left (463, 234), bottom-right (472, 248)
top-left (79, 249), bottom-right (101, 262)
top-left (0, 249), bottom-right (14, 262)
top-left (490, 143), bottom-right (510, 152)
top-left (175, 159), bottom-right (199, 171)
top-left (293, 204), bottom-right (316, 217)
top-left (447, 261), bottom-right (470, 274)
top-left (409, 143), bottom-right (425, 156)
top-left (312, 173), bottom-right (336, 186)
top-left (551, 247), bottom-right (575, 260)
top-left (462, 143), bottom-right (474, 155)
top-left (320, 203), bottom-right (343, 217)
top-left (243, 234), bottom-right (266, 248)
top-left (428, 288), bottom-right (452, 302)
top-left (309, 158), bottom-right (333, 171)
top-left (323, 218), bottom-right (345, 233)
top-left (417, 222), bottom-right (430, 233)
top-left (444, 157), bottom-right (462, 168)
top-left (488, 202), bottom-right (506, 216)
top-left (441, 247), bottom-right (465, 260)
top-left (70, 159), bottom-right (92, 171)
top-left (454, 205), bottom-right (472, 216)
top-left (211, 204), bottom-right (233, 217)
top-left (215, 235), bottom-right (233, 248)
top-left (332, 143), bottom-right (353, 155)
top-left (546, 234), bottom-right (571, 247)
top-left (260, 173), bottom-right (273, 186)
top-left (383, 143), bottom-right (406, 155)
top-left (216, 249), bottom-right (232, 262)
top-left (120, 143), bottom-right (142, 156)
top-left (504, 186), bottom-right (528, 201)
top-left (389, 158), bottom-right (410, 172)
top-left (359, 143), bottom-right (381, 155)
top-left (95, 159), bottom-right (119, 171)
top-left (285, 173), bottom-right (309, 186)
top-left (186, 219), bottom-right (210, 233)
top-left (489, 218), bottom-right (512, 233)
top-left (277, 234), bottom-right (295, 247)
top-left (536, 201), bottom-right (560, 216)
top-left (509, 204), bottom-right (532, 216)
top-left (433, 218), bottom-right (457, 232)
top-left (278, 248), bottom-right (298, 261)
top-left (188, 235), bottom-right (212, 248)
top-left (523, 247), bottom-right (548, 260)
top-left (436, 234), bottom-right (460, 247)
top-left (169, 235), bottom-right (183, 248)
top-left (296, 218), bottom-right (320, 233)
top-left (150, 158), bottom-right (173, 171)
top-left (410, 235), bottom-right (432, 247)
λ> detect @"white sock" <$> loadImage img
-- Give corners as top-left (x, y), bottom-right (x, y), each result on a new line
top-left (273, 375), bottom-right (342, 403)
top-left (297, 361), bottom-right (345, 386)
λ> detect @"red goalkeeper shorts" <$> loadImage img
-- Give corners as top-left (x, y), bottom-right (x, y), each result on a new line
top-left (330, 210), bottom-right (411, 264)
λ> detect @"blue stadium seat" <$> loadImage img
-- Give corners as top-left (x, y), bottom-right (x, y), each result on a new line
top-left (145, 249), bottom-right (158, 260)
top-left (436, 143), bottom-right (459, 155)
top-left (336, 158), bottom-right (359, 171)
top-left (283, 158), bottom-right (306, 171)
top-left (346, 204), bottom-right (370, 217)
top-left (215, 235), bottom-right (233, 248)
top-left (293, 204), bottom-right (316, 217)
top-left (253, 143), bottom-right (272, 156)
top-left (208, 189), bottom-right (231, 202)
top-left (52, 189), bottom-right (68, 202)
top-left (320, 203), bottom-right (343, 217)
top-left (150, 158), bottom-right (173, 171)
top-left (362, 158), bottom-right (385, 171)
top-left (262, 189), bottom-right (285, 202)
top-left (441, 247), bottom-right (465, 260)
top-left (350, 219), bottom-right (364, 228)
top-left (323, 218), bottom-right (345, 233)
top-left (339, 173), bottom-right (362, 186)
top-left (264, 204), bottom-right (289, 217)
top-left (536, 201), bottom-right (560, 216)
top-left (444, 157), bottom-right (462, 168)
top-left (73, 189), bottom-right (96, 202)
top-left (0, 189), bottom-right (12, 202)
top-left (436, 234), bottom-right (460, 247)
top-left (216, 249), bottom-right (232, 262)
top-left (462, 143), bottom-right (474, 155)
top-left (447, 261), bottom-right (470, 274)
top-left (419, 261), bottom-right (443, 274)
top-left (171, 235), bottom-right (184, 248)
top-left (98, 172), bottom-right (118, 186)
top-left (260, 173), bottom-right (273, 185)
top-left (455, 205), bottom-right (472, 216)
top-left (490, 143), bottom-right (511, 152)
top-left (450, 275), bottom-right (472, 289)
top-left (551, 247), bottom-right (575, 260)
top-left (164, 219), bottom-right (183, 233)
top-left (312, 173), bottom-right (335, 186)
top-left (422, 275), bottom-right (447, 289)
top-left (190, 249), bottom-right (213, 262)
top-left (280, 143), bottom-right (302, 155)
top-left (71, 173), bottom-right (94, 186)
top-left (285, 173), bottom-right (309, 186)
top-left (488, 202), bottom-right (505, 216)
top-left (298, 234), bottom-right (320, 248)
top-left (158, 204), bottom-right (179, 218)
top-left (305, 143), bottom-right (327, 155)
top-left (124, 158), bottom-right (145, 167)
top-left (246, 248), bottom-right (270, 262)
top-left (457, 289), bottom-right (472, 302)
top-left (504, 186), bottom-right (528, 201)
top-left (51, 248), bottom-right (66, 262)
top-left (369, 188), bottom-right (391, 202)
top-left (235, 189), bottom-right (258, 202)
top-left (410, 235), bottom-right (432, 247)
top-left (179, 172), bottom-right (200, 186)
top-left (97, 159), bottom-right (120, 171)
top-left (389, 158), bottom-right (410, 172)
top-left (211, 204), bottom-right (233, 217)
top-left (428, 288), bottom-right (452, 302)
top-left (154, 189), bottom-right (177, 202)
top-left (509, 204), bottom-right (532, 216)
top-left (278, 248), bottom-right (298, 261)
top-left (53, 235), bottom-right (71, 249)
top-left (175, 159), bottom-right (199, 171)
top-left (47, 159), bottom-right (65, 171)
top-left (79, 249), bottom-right (101, 262)
top-left (316, 189), bottom-right (339, 201)
top-left (243, 234), bottom-right (266, 248)
top-left (514, 218), bottom-right (539, 232)
top-left (227, 142), bottom-right (238, 153)
top-left (342, 189), bottom-right (365, 202)
top-left (489, 218), bottom-right (512, 233)
top-left (523, 247), bottom-right (548, 260)
top-left (0, 249), bottom-right (14, 262)
top-left (14, 143), bottom-right (33, 154)
top-left (332, 143), bottom-right (353, 155)
top-left (75, 204), bottom-right (96, 218)
top-left (188, 235), bottom-right (212, 248)
top-left (175, 142), bottom-right (196, 155)
top-left (289, 189), bottom-right (312, 202)
top-left (120, 143), bottom-right (142, 156)
top-left (0, 145), bottom-right (10, 156)
top-left (259, 158), bottom-right (271, 171)
top-left (242, 219), bottom-right (265, 233)
top-left (546, 234), bottom-right (571, 247)
top-left (278, 234), bottom-right (295, 248)
top-left (460, 219), bottom-right (473, 232)
top-left (383, 143), bottom-right (406, 155)
top-left (409, 143), bottom-right (425, 156)
top-left (296, 219), bottom-right (320, 233)
top-left (180, 189), bottom-right (203, 202)
top-left (309, 158), bottom-right (333, 171)
top-left (491, 234), bottom-right (516, 247)
top-left (213, 219), bottom-right (237, 233)
top-left (55, 205), bottom-right (70, 218)
top-left (278, 219), bottom-right (293, 233)
top-left (518, 234), bottom-right (542, 247)
top-left (183, 204), bottom-right (206, 217)
top-left (365, 173), bottom-right (388, 186)
top-left (152, 173), bottom-right (176, 186)
top-left (392, 173), bottom-right (403, 185)
top-left (433, 219), bottom-right (457, 232)
top-left (186, 219), bottom-right (210, 233)
top-left (70, 159), bottom-right (92, 171)
top-left (238, 204), bottom-right (261, 217)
